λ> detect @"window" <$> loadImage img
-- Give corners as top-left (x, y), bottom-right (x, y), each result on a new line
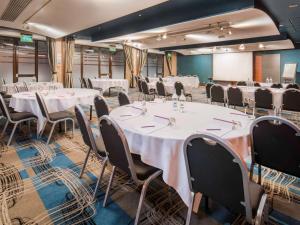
top-left (0, 37), bottom-right (13, 83)
top-left (111, 50), bottom-right (125, 79)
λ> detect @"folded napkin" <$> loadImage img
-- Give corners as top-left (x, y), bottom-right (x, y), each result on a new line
top-left (116, 107), bottom-right (143, 121)
top-left (134, 122), bottom-right (168, 134)
top-left (198, 119), bottom-right (234, 137)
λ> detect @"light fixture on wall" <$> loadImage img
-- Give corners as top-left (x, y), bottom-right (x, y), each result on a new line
top-left (259, 43), bottom-right (265, 49)
top-left (239, 44), bottom-right (245, 50)
top-left (156, 35), bottom-right (162, 41)
top-left (162, 33), bottom-right (168, 39)
top-left (228, 30), bottom-right (232, 35)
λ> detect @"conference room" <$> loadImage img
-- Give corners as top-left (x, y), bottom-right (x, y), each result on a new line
top-left (0, 0), bottom-right (299, 224)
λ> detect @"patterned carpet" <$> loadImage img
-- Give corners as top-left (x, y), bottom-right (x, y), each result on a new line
top-left (0, 86), bottom-right (299, 225)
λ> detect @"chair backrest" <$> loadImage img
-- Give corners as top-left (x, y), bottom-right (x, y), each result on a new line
top-left (0, 95), bottom-right (11, 121)
top-left (87, 78), bottom-right (93, 89)
top-left (99, 115), bottom-right (138, 181)
top-left (250, 116), bottom-right (300, 178)
top-left (184, 133), bottom-right (253, 222)
top-left (156, 81), bottom-right (166, 96)
top-left (205, 83), bottom-right (213, 99)
top-left (81, 78), bottom-right (88, 88)
top-left (118, 91), bottom-right (130, 106)
top-left (271, 83), bottom-right (282, 89)
top-left (94, 95), bottom-right (109, 118)
top-left (159, 77), bottom-right (163, 82)
top-left (14, 84), bottom-right (28, 93)
top-left (282, 88), bottom-right (300, 112)
top-left (35, 92), bottom-right (50, 120)
top-left (254, 88), bottom-right (273, 109)
top-left (210, 85), bottom-right (225, 103)
top-left (237, 81), bottom-right (246, 86)
top-left (145, 77), bottom-right (150, 83)
top-left (286, 83), bottom-right (299, 90)
top-left (254, 82), bottom-right (261, 87)
top-left (227, 87), bottom-right (243, 107)
top-left (141, 80), bottom-right (150, 95)
top-left (174, 81), bottom-right (184, 96)
top-left (137, 78), bottom-right (143, 92)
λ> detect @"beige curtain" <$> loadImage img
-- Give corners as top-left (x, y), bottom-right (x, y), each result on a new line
top-left (123, 44), bottom-right (135, 87)
top-left (137, 49), bottom-right (148, 76)
top-left (165, 52), bottom-right (172, 75)
top-left (63, 38), bottom-right (75, 88)
top-left (47, 38), bottom-right (57, 82)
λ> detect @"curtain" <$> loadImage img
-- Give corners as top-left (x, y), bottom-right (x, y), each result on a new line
top-left (47, 38), bottom-right (57, 82)
top-left (165, 52), bottom-right (172, 76)
top-left (123, 44), bottom-right (135, 87)
top-left (136, 49), bottom-right (148, 76)
top-left (63, 38), bottom-right (75, 88)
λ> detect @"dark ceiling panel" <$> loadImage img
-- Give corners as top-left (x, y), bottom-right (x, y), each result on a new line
top-left (73, 0), bottom-right (254, 41)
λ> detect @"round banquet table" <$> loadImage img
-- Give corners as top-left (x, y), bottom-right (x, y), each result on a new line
top-left (9, 88), bottom-right (99, 132)
top-left (90, 78), bottom-right (129, 93)
top-left (148, 76), bottom-right (199, 88)
top-left (1, 82), bottom-right (63, 95)
top-left (148, 82), bottom-right (193, 94)
top-left (109, 101), bottom-right (253, 206)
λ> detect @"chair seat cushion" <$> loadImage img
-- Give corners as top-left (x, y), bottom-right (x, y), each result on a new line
top-left (10, 112), bottom-right (37, 121)
top-left (91, 127), bottom-right (106, 157)
top-left (249, 181), bottom-right (264, 216)
top-left (49, 111), bottom-right (73, 121)
top-left (131, 154), bottom-right (160, 181)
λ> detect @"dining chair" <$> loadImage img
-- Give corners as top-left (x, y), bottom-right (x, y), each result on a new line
top-left (254, 88), bottom-right (274, 115)
top-left (136, 78), bottom-right (143, 101)
top-left (99, 115), bottom-right (162, 225)
top-left (183, 133), bottom-right (268, 225)
top-left (118, 91), bottom-right (130, 106)
top-left (210, 84), bottom-right (226, 106)
top-left (227, 87), bottom-right (248, 113)
top-left (174, 81), bottom-right (192, 101)
top-left (237, 81), bottom-right (247, 86)
top-left (94, 95), bottom-right (109, 119)
top-left (145, 77), bottom-right (150, 83)
top-left (81, 78), bottom-right (88, 88)
top-left (74, 105), bottom-right (107, 200)
top-left (254, 82), bottom-right (261, 87)
top-left (159, 76), bottom-right (163, 82)
top-left (14, 83), bottom-right (28, 93)
top-left (281, 88), bottom-right (300, 113)
top-left (286, 83), bottom-right (299, 90)
top-left (250, 116), bottom-right (300, 183)
top-left (205, 83), bottom-right (213, 103)
top-left (156, 81), bottom-right (172, 99)
top-left (141, 80), bottom-right (156, 101)
top-left (270, 83), bottom-right (282, 89)
top-left (35, 93), bottom-right (75, 144)
top-left (0, 95), bottom-right (37, 146)
top-left (88, 78), bottom-right (102, 93)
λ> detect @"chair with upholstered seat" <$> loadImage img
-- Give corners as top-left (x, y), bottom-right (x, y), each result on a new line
top-left (99, 115), bottom-right (162, 225)
top-left (74, 105), bottom-right (107, 200)
top-left (210, 84), bottom-right (226, 106)
top-left (205, 83), bottom-right (213, 103)
top-left (35, 93), bottom-right (75, 144)
top-left (237, 81), bottom-right (246, 86)
top-left (156, 81), bottom-right (172, 99)
top-left (118, 91), bottom-right (130, 106)
top-left (227, 87), bottom-right (248, 113)
top-left (141, 80), bottom-right (156, 101)
top-left (183, 133), bottom-right (269, 225)
top-left (271, 83), bottom-right (282, 89)
top-left (94, 95), bottom-right (109, 119)
top-left (145, 77), bottom-right (150, 83)
top-left (250, 116), bottom-right (300, 183)
top-left (254, 88), bottom-right (274, 115)
top-left (136, 78), bottom-right (143, 101)
top-left (254, 82), bottom-right (261, 87)
top-left (14, 83), bottom-right (29, 93)
top-left (281, 88), bottom-right (300, 113)
top-left (174, 81), bottom-right (192, 101)
top-left (0, 95), bottom-right (37, 145)
top-left (286, 83), bottom-right (299, 90)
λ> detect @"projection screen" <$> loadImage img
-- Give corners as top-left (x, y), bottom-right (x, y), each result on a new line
top-left (213, 52), bottom-right (253, 81)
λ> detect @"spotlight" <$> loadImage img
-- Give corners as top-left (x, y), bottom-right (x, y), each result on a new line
top-left (239, 44), bottom-right (245, 50)
top-left (259, 43), bottom-right (265, 49)
top-left (162, 33), bottom-right (167, 39)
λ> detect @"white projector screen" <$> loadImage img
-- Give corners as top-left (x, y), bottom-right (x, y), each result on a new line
top-left (213, 52), bottom-right (253, 81)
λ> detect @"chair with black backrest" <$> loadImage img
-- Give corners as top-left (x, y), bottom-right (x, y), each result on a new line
top-left (156, 81), bottom-right (172, 99)
top-left (227, 87), bottom-right (248, 113)
top-left (141, 80), bottom-right (156, 101)
top-left (174, 81), bottom-right (192, 101)
top-left (270, 83), bottom-right (282, 89)
top-left (250, 116), bottom-right (300, 185)
top-left (36, 93), bottom-right (75, 144)
top-left (254, 88), bottom-right (274, 115)
top-left (99, 115), bottom-right (162, 225)
top-left (184, 133), bottom-right (268, 225)
top-left (74, 105), bottom-right (107, 200)
top-left (81, 78), bottom-right (88, 88)
top-left (237, 81), bottom-right (247, 86)
top-left (159, 76), bottom-right (163, 82)
top-left (254, 82), bottom-right (261, 87)
top-left (14, 83), bottom-right (28, 93)
top-left (88, 78), bottom-right (102, 93)
top-left (118, 91), bottom-right (130, 106)
top-left (145, 77), bottom-right (150, 83)
top-left (205, 83), bottom-right (214, 103)
top-left (286, 83), bottom-right (299, 90)
top-left (281, 88), bottom-right (300, 113)
top-left (0, 95), bottom-right (37, 146)
top-left (136, 78), bottom-right (143, 101)
top-left (94, 95), bottom-right (109, 119)
top-left (210, 84), bottom-right (226, 106)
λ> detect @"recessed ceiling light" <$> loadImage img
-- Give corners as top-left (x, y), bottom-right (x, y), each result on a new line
top-left (259, 43), bottom-right (265, 49)
top-left (162, 33), bottom-right (167, 39)
top-left (279, 24), bottom-right (284, 27)
top-left (228, 30), bottom-right (232, 35)
top-left (288, 3), bottom-right (298, 8)
top-left (138, 14), bottom-right (142, 17)
top-left (156, 35), bottom-right (162, 41)
top-left (239, 44), bottom-right (245, 50)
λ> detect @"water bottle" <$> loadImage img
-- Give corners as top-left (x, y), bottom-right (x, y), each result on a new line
top-left (270, 77), bottom-right (273, 83)
top-left (172, 92), bottom-right (178, 111)
top-left (179, 90), bottom-right (186, 113)
top-left (266, 77), bottom-right (269, 83)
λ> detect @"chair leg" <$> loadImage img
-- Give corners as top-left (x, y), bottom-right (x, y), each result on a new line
top-left (249, 162), bottom-right (255, 181)
top-left (185, 192), bottom-right (195, 225)
top-left (134, 170), bottom-right (161, 225)
top-left (258, 164), bottom-right (262, 185)
top-left (90, 106), bottom-right (93, 120)
top-left (2, 120), bottom-right (9, 136)
top-left (72, 119), bottom-right (75, 137)
top-left (64, 120), bottom-right (67, 133)
top-left (7, 123), bottom-right (18, 146)
top-left (93, 159), bottom-right (108, 200)
top-left (103, 166), bottom-right (116, 207)
top-left (47, 123), bottom-right (56, 145)
top-left (79, 147), bottom-right (92, 178)
top-left (39, 121), bottom-right (47, 138)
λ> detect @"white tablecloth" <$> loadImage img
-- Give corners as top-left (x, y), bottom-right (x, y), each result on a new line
top-left (148, 82), bottom-right (193, 94)
top-left (9, 88), bottom-right (99, 131)
top-left (1, 82), bottom-right (63, 95)
top-left (259, 83), bottom-right (288, 89)
top-left (90, 79), bottom-right (129, 93)
top-left (110, 101), bottom-right (252, 206)
top-left (148, 76), bottom-right (199, 88)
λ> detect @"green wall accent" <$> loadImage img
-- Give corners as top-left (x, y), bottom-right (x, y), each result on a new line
top-left (177, 54), bottom-right (212, 83)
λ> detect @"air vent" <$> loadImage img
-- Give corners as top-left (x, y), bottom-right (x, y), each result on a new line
top-left (0, 0), bottom-right (32, 22)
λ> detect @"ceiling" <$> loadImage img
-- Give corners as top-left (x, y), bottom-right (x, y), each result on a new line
top-left (0, 0), bottom-right (167, 38)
